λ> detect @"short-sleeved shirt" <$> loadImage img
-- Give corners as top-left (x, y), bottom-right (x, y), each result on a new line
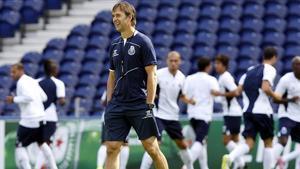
top-left (156, 67), bottom-right (185, 121)
top-left (275, 72), bottom-right (300, 122)
top-left (38, 76), bottom-right (65, 122)
top-left (183, 72), bottom-right (220, 122)
top-left (240, 63), bottom-right (276, 115)
top-left (109, 30), bottom-right (157, 108)
top-left (218, 71), bottom-right (242, 116)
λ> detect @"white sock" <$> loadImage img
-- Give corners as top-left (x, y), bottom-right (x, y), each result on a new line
top-left (120, 146), bottom-right (130, 169)
top-left (198, 143), bottom-right (208, 169)
top-left (296, 155), bottom-right (300, 169)
top-left (228, 142), bottom-right (250, 162)
top-left (282, 148), bottom-right (300, 162)
top-left (226, 141), bottom-right (237, 152)
top-left (40, 143), bottom-right (57, 169)
top-left (263, 147), bottom-right (274, 169)
top-left (34, 150), bottom-right (45, 169)
top-left (15, 147), bottom-right (31, 169)
top-left (274, 143), bottom-right (284, 162)
top-left (97, 145), bottom-right (107, 168)
top-left (190, 141), bottom-right (203, 162)
top-left (179, 149), bottom-right (194, 169)
top-left (140, 152), bottom-right (153, 169)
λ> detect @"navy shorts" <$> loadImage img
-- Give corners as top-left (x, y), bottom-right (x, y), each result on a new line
top-left (242, 113), bottom-right (274, 140)
top-left (190, 118), bottom-right (210, 143)
top-left (104, 103), bottom-right (160, 141)
top-left (223, 116), bottom-right (241, 135)
top-left (156, 117), bottom-right (184, 141)
top-left (41, 121), bottom-right (57, 143)
top-left (16, 122), bottom-right (44, 147)
top-left (278, 117), bottom-right (300, 143)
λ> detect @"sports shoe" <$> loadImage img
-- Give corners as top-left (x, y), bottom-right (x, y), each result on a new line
top-left (222, 154), bottom-right (232, 169)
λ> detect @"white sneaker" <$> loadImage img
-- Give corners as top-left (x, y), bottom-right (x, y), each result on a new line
top-left (222, 154), bottom-right (232, 169)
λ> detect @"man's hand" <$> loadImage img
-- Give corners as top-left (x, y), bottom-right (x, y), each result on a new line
top-left (189, 98), bottom-right (196, 105)
top-left (211, 90), bottom-right (223, 96)
top-left (6, 96), bottom-right (14, 104)
top-left (290, 96), bottom-right (300, 103)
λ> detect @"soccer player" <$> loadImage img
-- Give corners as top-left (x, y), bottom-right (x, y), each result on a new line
top-left (182, 57), bottom-right (220, 169)
top-left (214, 55), bottom-right (245, 168)
top-left (140, 51), bottom-right (196, 169)
top-left (6, 63), bottom-right (57, 169)
top-left (222, 47), bottom-right (280, 169)
top-left (97, 91), bottom-right (130, 169)
top-left (272, 56), bottom-right (300, 169)
top-left (34, 60), bottom-right (66, 169)
top-left (105, 2), bottom-right (168, 169)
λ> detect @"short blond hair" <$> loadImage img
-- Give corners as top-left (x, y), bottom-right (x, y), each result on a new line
top-left (112, 1), bottom-right (136, 26)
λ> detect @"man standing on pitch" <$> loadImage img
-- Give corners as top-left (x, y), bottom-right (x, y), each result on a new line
top-left (105, 2), bottom-right (168, 169)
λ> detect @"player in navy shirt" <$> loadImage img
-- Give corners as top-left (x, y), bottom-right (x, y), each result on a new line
top-left (105, 2), bottom-right (168, 169)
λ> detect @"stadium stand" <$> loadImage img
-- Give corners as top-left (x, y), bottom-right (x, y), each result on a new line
top-left (0, 0), bottom-right (298, 117)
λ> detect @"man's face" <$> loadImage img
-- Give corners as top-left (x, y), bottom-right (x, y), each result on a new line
top-left (112, 7), bottom-right (131, 33)
top-left (167, 54), bottom-right (181, 72)
top-left (10, 67), bottom-right (22, 81)
top-left (292, 59), bottom-right (300, 77)
top-left (214, 60), bottom-right (225, 74)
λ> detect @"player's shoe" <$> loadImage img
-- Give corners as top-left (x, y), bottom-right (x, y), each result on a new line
top-left (276, 157), bottom-right (285, 169)
top-left (222, 154), bottom-right (232, 169)
top-left (97, 166), bottom-right (103, 169)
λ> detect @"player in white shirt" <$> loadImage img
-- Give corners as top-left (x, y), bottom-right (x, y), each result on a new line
top-left (6, 63), bottom-right (58, 169)
top-left (214, 55), bottom-right (245, 168)
top-left (222, 47), bottom-right (281, 169)
top-left (140, 51), bottom-right (196, 169)
top-left (182, 57), bottom-right (220, 169)
top-left (34, 60), bottom-right (66, 169)
top-left (272, 56), bottom-right (300, 169)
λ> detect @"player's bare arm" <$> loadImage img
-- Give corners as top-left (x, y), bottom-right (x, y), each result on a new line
top-left (261, 80), bottom-right (281, 101)
top-left (106, 70), bottom-right (116, 103)
top-left (180, 94), bottom-right (196, 105)
top-left (145, 65), bottom-right (157, 104)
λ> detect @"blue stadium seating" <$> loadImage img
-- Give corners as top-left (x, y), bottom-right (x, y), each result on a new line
top-left (70, 24), bottom-right (90, 37)
top-left (21, 52), bottom-right (42, 64)
top-left (0, 10), bottom-right (20, 38)
top-left (45, 0), bottom-right (63, 10)
top-left (179, 6), bottom-right (198, 20)
top-left (200, 4), bottom-right (220, 19)
top-left (157, 6), bottom-right (178, 21)
top-left (21, 0), bottom-right (44, 24)
top-left (195, 32), bottom-right (217, 46)
top-left (242, 17), bottom-right (263, 32)
top-left (155, 20), bottom-right (176, 34)
top-left (46, 38), bottom-right (66, 50)
top-left (221, 3), bottom-right (242, 19)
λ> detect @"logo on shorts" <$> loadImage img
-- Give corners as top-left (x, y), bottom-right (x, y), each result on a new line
top-left (281, 126), bottom-right (287, 135)
top-left (113, 50), bottom-right (119, 57)
top-left (128, 46), bottom-right (135, 55)
top-left (142, 110), bottom-right (153, 119)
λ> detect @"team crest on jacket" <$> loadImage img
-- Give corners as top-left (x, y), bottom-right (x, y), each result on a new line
top-left (128, 46), bottom-right (135, 55)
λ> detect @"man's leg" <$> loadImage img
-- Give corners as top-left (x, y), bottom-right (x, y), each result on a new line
top-left (15, 147), bottom-right (31, 169)
top-left (174, 139), bottom-right (193, 169)
top-left (140, 152), bottom-right (153, 169)
top-left (263, 138), bottom-right (274, 169)
top-left (34, 149), bottom-right (45, 169)
top-left (198, 141), bottom-right (208, 169)
top-left (39, 143), bottom-right (57, 169)
top-left (141, 136), bottom-right (168, 169)
top-left (120, 144), bottom-right (130, 169)
top-left (97, 144), bottom-right (107, 169)
top-left (105, 141), bottom-right (123, 169)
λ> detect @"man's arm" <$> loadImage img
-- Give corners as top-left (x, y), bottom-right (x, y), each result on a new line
top-left (145, 65), bottom-right (157, 104)
top-left (180, 94), bottom-right (196, 105)
top-left (106, 70), bottom-right (116, 103)
top-left (261, 80), bottom-right (281, 101)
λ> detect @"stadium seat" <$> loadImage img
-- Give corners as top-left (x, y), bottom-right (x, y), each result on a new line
top-left (21, 0), bottom-right (44, 24)
top-left (136, 21), bottom-right (154, 35)
top-left (265, 1), bottom-right (287, 18)
top-left (237, 59), bottom-right (258, 73)
top-left (87, 35), bottom-right (110, 50)
top-left (173, 46), bottom-right (193, 60)
top-left (138, 7), bottom-right (157, 21)
top-left (283, 59), bottom-right (293, 73)
top-left (124, 0), bottom-right (138, 7)
top-left (23, 63), bottom-right (38, 77)
top-left (66, 35), bottom-right (88, 50)
top-left (243, 2), bottom-right (264, 18)
top-left (218, 31), bottom-right (240, 46)
top-left (221, 3), bottom-right (242, 19)
top-left (0, 87), bottom-right (9, 101)
top-left (74, 86), bottom-right (96, 99)
top-left (70, 24), bottom-right (90, 37)
top-left (60, 61), bottom-right (81, 75)
top-left (200, 4), bottom-right (220, 19)
top-left (222, 0), bottom-right (244, 5)
top-left (42, 49), bottom-right (64, 63)
top-left (98, 74), bottom-right (109, 86)
top-left (178, 6), bottom-right (199, 20)
top-left (264, 17), bottom-right (286, 32)
top-left (275, 60), bottom-right (283, 75)
top-left (219, 17), bottom-right (241, 33)
top-left (201, 0), bottom-right (222, 6)
top-left (197, 18), bottom-right (219, 33)
top-left (139, 0), bottom-right (159, 8)
top-left (78, 74), bottom-right (100, 87)
top-left (286, 32), bottom-right (300, 45)
top-left (217, 45), bottom-right (238, 59)
top-left (287, 16), bottom-right (300, 31)
top-left (0, 10), bottom-right (21, 38)
top-left (285, 45), bottom-right (300, 58)
top-left (3, 104), bottom-right (19, 116)
top-left (90, 22), bottom-right (112, 36)
top-left (180, 0), bottom-right (201, 7)
top-left (2, 0), bottom-right (23, 11)
top-left (0, 76), bottom-right (13, 89)
top-left (287, 1), bottom-right (300, 17)
top-left (21, 52), bottom-right (42, 64)
top-left (240, 31), bottom-right (262, 46)
top-left (81, 61), bottom-right (103, 75)
top-left (45, 0), bottom-right (63, 10)
top-left (94, 11), bottom-right (112, 23)
top-left (0, 65), bottom-right (11, 76)
top-left (46, 38), bottom-right (66, 50)
top-left (176, 20), bottom-right (197, 34)
top-left (228, 61), bottom-right (237, 74)
top-left (194, 45), bottom-right (216, 58)
top-left (153, 33), bottom-right (173, 47)
top-left (195, 32), bottom-right (217, 46)
top-left (63, 49), bottom-right (85, 63)
top-left (242, 17), bottom-right (263, 32)
top-left (155, 46), bottom-right (169, 61)
top-left (92, 99), bottom-right (105, 114)
top-left (157, 6), bottom-right (178, 21)
top-left (159, 0), bottom-right (180, 8)
top-left (239, 45), bottom-right (261, 60)
top-left (155, 20), bottom-right (176, 34)
top-left (173, 33), bottom-right (195, 47)
top-left (59, 74), bottom-right (78, 87)
top-left (263, 32), bottom-right (285, 46)
top-left (180, 60), bottom-right (191, 75)
top-left (84, 49), bottom-right (106, 63)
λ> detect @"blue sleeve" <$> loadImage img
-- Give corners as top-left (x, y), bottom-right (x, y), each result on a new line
top-left (142, 37), bottom-right (157, 67)
top-left (108, 45), bottom-right (115, 70)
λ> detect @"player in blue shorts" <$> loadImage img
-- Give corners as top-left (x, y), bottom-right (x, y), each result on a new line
top-left (105, 2), bottom-right (168, 169)
top-left (222, 47), bottom-right (281, 169)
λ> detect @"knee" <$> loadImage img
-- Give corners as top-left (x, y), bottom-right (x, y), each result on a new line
top-left (263, 138), bottom-right (273, 148)
top-left (223, 135), bottom-right (231, 145)
top-left (106, 142), bottom-right (122, 155)
top-left (279, 137), bottom-right (288, 146)
top-left (143, 141), bottom-right (161, 157)
top-left (232, 134), bottom-right (239, 142)
top-left (175, 139), bottom-right (188, 149)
